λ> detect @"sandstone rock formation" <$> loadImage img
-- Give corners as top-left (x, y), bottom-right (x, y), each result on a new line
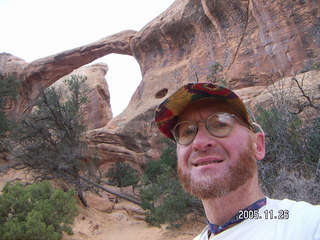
top-left (107, 0), bottom-right (320, 167)
top-left (0, 30), bottom-right (135, 119)
top-left (53, 63), bottom-right (113, 130)
top-left (1, 0), bottom-right (319, 170)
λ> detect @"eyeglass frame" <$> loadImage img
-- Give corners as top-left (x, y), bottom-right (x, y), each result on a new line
top-left (171, 112), bottom-right (250, 145)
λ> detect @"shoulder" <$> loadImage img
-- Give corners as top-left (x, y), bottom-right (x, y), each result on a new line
top-left (267, 198), bottom-right (320, 213)
top-left (266, 198), bottom-right (320, 236)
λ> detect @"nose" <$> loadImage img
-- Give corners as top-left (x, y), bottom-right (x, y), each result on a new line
top-left (191, 123), bottom-right (217, 151)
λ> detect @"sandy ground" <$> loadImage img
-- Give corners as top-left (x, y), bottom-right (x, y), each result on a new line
top-left (62, 202), bottom-right (205, 240)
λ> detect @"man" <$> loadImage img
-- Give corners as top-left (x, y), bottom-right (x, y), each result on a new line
top-left (154, 82), bottom-right (320, 239)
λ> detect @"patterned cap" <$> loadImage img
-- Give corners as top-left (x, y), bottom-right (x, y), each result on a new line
top-left (154, 82), bottom-right (257, 140)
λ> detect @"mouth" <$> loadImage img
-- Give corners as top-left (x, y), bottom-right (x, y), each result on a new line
top-left (193, 160), bottom-right (223, 167)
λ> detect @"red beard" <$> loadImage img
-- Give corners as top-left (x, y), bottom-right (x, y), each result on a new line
top-left (178, 136), bottom-right (257, 199)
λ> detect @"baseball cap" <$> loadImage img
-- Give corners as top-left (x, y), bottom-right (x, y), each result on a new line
top-left (154, 82), bottom-right (261, 140)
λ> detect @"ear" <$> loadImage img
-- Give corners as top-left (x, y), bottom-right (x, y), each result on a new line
top-left (253, 132), bottom-right (265, 161)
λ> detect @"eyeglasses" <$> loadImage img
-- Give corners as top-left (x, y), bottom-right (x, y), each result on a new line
top-left (172, 112), bottom-right (243, 145)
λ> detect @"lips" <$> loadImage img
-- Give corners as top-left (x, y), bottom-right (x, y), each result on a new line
top-left (193, 159), bottom-right (223, 167)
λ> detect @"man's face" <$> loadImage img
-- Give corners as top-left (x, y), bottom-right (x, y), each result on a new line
top-left (176, 99), bottom-right (261, 199)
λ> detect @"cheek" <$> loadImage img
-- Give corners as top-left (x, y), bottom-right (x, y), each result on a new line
top-left (227, 134), bottom-right (251, 159)
top-left (177, 145), bottom-right (190, 165)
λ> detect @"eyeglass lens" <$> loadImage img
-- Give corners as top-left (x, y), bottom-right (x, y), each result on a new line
top-left (173, 113), bottom-right (235, 145)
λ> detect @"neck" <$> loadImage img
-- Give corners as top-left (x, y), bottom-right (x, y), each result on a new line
top-left (202, 175), bottom-right (264, 225)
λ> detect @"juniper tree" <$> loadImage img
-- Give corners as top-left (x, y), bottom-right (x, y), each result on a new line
top-left (14, 75), bottom-right (92, 206)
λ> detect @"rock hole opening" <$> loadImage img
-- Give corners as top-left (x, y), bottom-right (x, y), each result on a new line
top-left (96, 54), bottom-right (142, 117)
top-left (155, 88), bottom-right (168, 99)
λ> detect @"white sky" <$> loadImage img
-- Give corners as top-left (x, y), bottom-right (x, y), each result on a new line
top-left (0, 0), bottom-right (175, 116)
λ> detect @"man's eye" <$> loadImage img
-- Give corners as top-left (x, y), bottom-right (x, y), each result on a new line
top-left (215, 122), bottom-right (229, 128)
top-left (209, 121), bottom-right (227, 128)
top-left (182, 128), bottom-right (195, 136)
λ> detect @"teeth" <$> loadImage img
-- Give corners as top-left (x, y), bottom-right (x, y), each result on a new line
top-left (195, 160), bottom-right (223, 167)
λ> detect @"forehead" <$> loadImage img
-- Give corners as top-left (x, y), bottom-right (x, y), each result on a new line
top-left (179, 98), bottom-right (240, 121)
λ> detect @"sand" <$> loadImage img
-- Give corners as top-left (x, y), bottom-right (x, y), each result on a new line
top-left (62, 200), bottom-right (205, 240)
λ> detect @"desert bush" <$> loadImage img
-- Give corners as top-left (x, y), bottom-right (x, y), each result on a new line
top-left (0, 181), bottom-right (78, 240)
top-left (140, 139), bottom-right (203, 227)
top-left (206, 62), bottom-right (228, 86)
top-left (255, 76), bottom-right (320, 204)
top-left (143, 140), bottom-right (177, 184)
top-left (256, 105), bottom-right (304, 169)
top-left (106, 162), bottom-right (139, 188)
top-left (304, 117), bottom-right (320, 170)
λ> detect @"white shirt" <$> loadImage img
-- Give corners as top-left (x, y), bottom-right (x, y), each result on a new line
top-left (194, 198), bottom-right (320, 240)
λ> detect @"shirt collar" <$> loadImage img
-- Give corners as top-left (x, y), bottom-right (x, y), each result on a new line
top-left (207, 197), bottom-right (267, 236)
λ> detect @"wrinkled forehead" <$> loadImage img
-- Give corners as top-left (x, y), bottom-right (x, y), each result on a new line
top-left (179, 98), bottom-right (244, 122)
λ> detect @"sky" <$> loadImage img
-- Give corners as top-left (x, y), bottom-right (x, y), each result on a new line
top-left (0, 0), bottom-right (176, 116)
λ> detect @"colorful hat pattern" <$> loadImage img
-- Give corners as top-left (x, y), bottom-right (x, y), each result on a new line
top-left (154, 82), bottom-right (255, 140)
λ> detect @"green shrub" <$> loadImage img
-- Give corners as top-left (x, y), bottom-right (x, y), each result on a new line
top-left (140, 139), bottom-right (203, 227)
top-left (0, 181), bottom-right (79, 240)
top-left (106, 162), bottom-right (139, 188)
top-left (143, 140), bottom-right (177, 183)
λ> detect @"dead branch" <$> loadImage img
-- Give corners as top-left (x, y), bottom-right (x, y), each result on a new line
top-left (292, 75), bottom-right (320, 111)
top-left (79, 176), bottom-right (141, 206)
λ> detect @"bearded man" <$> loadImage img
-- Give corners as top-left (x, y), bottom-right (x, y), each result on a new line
top-left (155, 82), bottom-right (320, 240)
